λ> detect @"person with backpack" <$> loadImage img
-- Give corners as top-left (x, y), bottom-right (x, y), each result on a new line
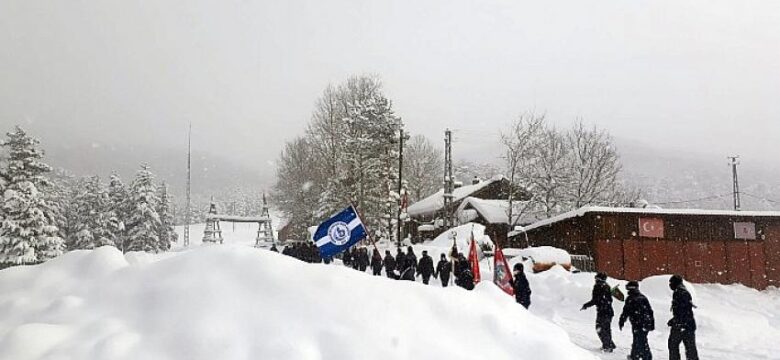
top-left (581, 272), bottom-right (617, 353)
top-left (619, 281), bottom-right (655, 360)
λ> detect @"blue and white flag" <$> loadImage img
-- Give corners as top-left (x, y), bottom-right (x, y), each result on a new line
top-left (313, 206), bottom-right (367, 258)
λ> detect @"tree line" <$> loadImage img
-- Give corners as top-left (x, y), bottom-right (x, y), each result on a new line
top-left (501, 113), bottom-right (640, 225)
top-left (0, 126), bottom-right (177, 268)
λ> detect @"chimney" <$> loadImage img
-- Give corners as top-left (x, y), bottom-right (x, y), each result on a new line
top-left (472, 176), bottom-right (481, 185)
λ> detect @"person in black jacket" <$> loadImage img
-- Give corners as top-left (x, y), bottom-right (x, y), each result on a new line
top-left (342, 248), bottom-right (353, 267)
top-left (401, 247), bottom-right (417, 281)
top-left (383, 250), bottom-right (397, 279)
top-left (581, 272), bottom-right (616, 352)
top-left (434, 254), bottom-right (451, 287)
top-left (270, 244), bottom-right (279, 252)
top-left (619, 281), bottom-right (655, 360)
top-left (667, 275), bottom-right (699, 360)
top-left (454, 253), bottom-right (474, 290)
top-left (417, 250), bottom-right (435, 284)
top-left (512, 263), bottom-right (531, 309)
top-left (395, 248), bottom-right (405, 275)
top-left (370, 249), bottom-right (383, 276)
top-left (358, 248), bottom-right (370, 272)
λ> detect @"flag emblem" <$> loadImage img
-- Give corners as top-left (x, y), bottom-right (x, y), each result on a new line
top-left (313, 206), bottom-right (367, 257)
top-left (328, 222), bottom-right (351, 245)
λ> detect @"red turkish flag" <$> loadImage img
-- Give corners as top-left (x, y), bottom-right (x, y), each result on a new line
top-left (469, 235), bottom-right (481, 283)
top-left (493, 246), bottom-right (514, 296)
top-left (638, 217), bottom-right (664, 238)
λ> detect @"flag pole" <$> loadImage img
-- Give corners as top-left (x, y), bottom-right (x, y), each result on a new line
top-left (349, 201), bottom-right (381, 253)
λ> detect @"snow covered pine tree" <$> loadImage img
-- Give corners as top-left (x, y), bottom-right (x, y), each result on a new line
top-left (124, 165), bottom-right (164, 253)
top-left (0, 126), bottom-right (64, 266)
top-left (156, 182), bottom-right (177, 251)
top-left (70, 176), bottom-right (120, 250)
top-left (107, 173), bottom-right (130, 251)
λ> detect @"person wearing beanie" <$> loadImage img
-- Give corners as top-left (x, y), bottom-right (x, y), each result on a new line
top-left (619, 280), bottom-right (655, 360)
top-left (581, 272), bottom-right (616, 352)
top-left (668, 275), bottom-right (699, 360)
top-left (511, 263), bottom-right (532, 309)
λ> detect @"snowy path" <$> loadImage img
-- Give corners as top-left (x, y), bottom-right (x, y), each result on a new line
top-left (172, 225), bottom-right (780, 360)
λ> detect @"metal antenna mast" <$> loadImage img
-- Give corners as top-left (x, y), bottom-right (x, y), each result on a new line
top-left (443, 129), bottom-right (454, 228)
top-left (728, 155), bottom-right (741, 211)
top-left (184, 124), bottom-right (192, 247)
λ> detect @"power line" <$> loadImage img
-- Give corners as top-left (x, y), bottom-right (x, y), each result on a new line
top-left (652, 193), bottom-right (732, 206)
top-left (742, 192), bottom-right (780, 204)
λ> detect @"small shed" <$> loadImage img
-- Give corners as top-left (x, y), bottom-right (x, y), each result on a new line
top-left (509, 206), bottom-right (780, 289)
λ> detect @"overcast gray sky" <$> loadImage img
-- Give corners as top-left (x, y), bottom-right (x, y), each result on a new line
top-left (1, 0), bottom-right (779, 175)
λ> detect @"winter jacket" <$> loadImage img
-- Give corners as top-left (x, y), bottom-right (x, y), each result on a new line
top-left (619, 289), bottom-right (655, 333)
top-left (395, 251), bottom-right (405, 272)
top-left (454, 257), bottom-right (474, 290)
top-left (404, 252), bottom-right (418, 273)
top-left (512, 272), bottom-right (532, 304)
top-left (669, 284), bottom-right (697, 330)
top-left (435, 259), bottom-right (451, 279)
top-left (383, 254), bottom-right (396, 273)
top-left (417, 255), bottom-right (435, 277)
top-left (583, 279), bottom-right (614, 317)
top-left (371, 254), bottom-right (383, 273)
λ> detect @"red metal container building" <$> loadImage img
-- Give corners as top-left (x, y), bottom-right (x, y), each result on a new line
top-left (509, 207), bottom-right (780, 289)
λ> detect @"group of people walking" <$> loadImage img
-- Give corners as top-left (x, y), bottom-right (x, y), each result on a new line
top-left (380, 246), bottom-right (475, 289)
top-left (275, 242), bottom-right (324, 264)
top-left (580, 273), bottom-right (699, 360)
top-left (274, 243), bottom-right (698, 360)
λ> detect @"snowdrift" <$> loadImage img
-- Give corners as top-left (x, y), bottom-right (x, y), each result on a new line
top-left (505, 246), bottom-right (572, 273)
top-left (425, 222), bottom-right (493, 249)
top-left (0, 245), bottom-right (597, 360)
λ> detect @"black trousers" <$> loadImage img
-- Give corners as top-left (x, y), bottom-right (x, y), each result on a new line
top-left (631, 330), bottom-right (652, 360)
top-left (440, 275), bottom-right (449, 287)
top-left (422, 274), bottom-right (431, 284)
top-left (669, 327), bottom-right (698, 360)
top-left (595, 314), bottom-right (616, 350)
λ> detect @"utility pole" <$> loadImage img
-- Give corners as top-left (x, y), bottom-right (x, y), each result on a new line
top-left (728, 155), bottom-right (741, 211)
top-left (443, 129), bottom-right (454, 228)
top-left (184, 124), bottom-right (192, 247)
top-left (396, 125), bottom-right (407, 247)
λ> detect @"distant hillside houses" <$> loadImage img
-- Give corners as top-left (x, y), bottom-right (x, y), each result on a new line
top-left (405, 175), bottom-right (540, 247)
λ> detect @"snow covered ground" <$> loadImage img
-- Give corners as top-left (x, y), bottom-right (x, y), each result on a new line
top-left (0, 244), bottom-right (595, 359)
top-left (1, 224), bottom-right (778, 360)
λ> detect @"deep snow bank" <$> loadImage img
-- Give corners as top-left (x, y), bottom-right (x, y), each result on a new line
top-left (0, 245), bottom-right (596, 360)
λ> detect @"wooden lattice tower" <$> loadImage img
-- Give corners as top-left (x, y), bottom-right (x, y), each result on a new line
top-left (255, 193), bottom-right (274, 247)
top-left (202, 201), bottom-right (224, 244)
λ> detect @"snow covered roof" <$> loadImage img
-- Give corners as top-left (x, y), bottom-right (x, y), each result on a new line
top-left (455, 197), bottom-right (543, 225)
top-left (407, 175), bottom-right (506, 218)
top-left (523, 206), bottom-right (780, 233)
